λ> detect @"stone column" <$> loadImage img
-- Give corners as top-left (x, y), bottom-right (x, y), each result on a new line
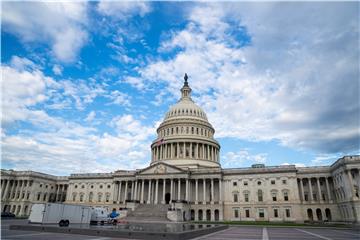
top-left (202, 145), bottom-right (205, 159)
top-left (134, 180), bottom-right (138, 201)
top-left (190, 143), bottom-right (193, 158)
top-left (219, 179), bottom-right (223, 203)
top-left (299, 179), bottom-right (305, 202)
top-left (178, 179), bottom-right (181, 200)
top-left (185, 179), bottom-right (189, 202)
top-left (316, 178), bottom-right (322, 202)
top-left (162, 179), bottom-right (166, 204)
top-left (170, 179), bottom-right (173, 202)
top-left (195, 179), bottom-right (198, 204)
top-left (155, 179), bottom-right (159, 204)
top-left (308, 178), bottom-right (313, 202)
top-left (10, 181), bottom-right (16, 199)
top-left (3, 180), bottom-right (10, 200)
top-left (141, 180), bottom-right (145, 203)
top-left (118, 181), bottom-right (122, 203)
top-left (347, 170), bottom-right (354, 199)
top-left (325, 177), bottom-right (331, 201)
top-left (183, 142), bottom-right (186, 158)
top-left (207, 145), bottom-right (210, 160)
top-left (177, 143), bottom-right (180, 158)
top-left (196, 143), bottom-right (199, 158)
top-left (124, 181), bottom-right (128, 202)
top-left (203, 179), bottom-right (206, 204)
top-left (211, 178), bottom-right (214, 204)
top-left (147, 180), bottom-right (152, 204)
top-left (56, 184), bottom-right (60, 202)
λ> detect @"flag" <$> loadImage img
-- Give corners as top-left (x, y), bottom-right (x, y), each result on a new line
top-left (155, 138), bottom-right (164, 146)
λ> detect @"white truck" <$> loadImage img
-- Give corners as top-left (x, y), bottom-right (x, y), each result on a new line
top-left (28, 203), bottom-right (91, 226)
top-left (90, 207), bottom-right (109, 225)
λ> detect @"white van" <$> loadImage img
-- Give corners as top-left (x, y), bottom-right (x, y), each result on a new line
top-left (90, 207), bottom-right (109, 225)
top-left (28, 203), bottom-right (91, 226)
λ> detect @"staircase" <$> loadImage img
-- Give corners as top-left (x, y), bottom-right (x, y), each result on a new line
top-left (125, 204), bottom-right (170, 222)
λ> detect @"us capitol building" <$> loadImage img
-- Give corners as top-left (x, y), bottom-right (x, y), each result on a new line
top-left (1, 75), bottom-right (360, 223)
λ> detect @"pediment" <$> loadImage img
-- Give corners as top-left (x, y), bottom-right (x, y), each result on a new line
top-left (138, 162), bottom-right (185, 175)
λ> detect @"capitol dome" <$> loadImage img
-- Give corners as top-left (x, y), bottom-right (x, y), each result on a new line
top-left (150, 74), bottom-right (220, 169)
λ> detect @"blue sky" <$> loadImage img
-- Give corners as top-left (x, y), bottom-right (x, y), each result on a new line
top-left (1, 1), bottom-right (359, 175)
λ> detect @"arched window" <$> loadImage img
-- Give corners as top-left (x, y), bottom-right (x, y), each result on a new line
top-left (98, 193), bottom-right (102, 202)
top-left (79, 193), bottom-right (84, 202)
top-left (72, 193), bottom-right (77, 202)
top-left (105, 193), bottom-right (110, 203)
top-left (233, 192), bottom-right (239, 202)
top-left (271, 190), bottom-right (278, 201)
top-left (283, 191), bottom-right (289, 201)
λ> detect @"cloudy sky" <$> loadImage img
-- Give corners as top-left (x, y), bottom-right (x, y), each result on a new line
top-left (2, 1), bottom-right (359, 175)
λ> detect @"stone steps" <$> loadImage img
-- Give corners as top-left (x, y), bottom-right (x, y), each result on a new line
top-left (125, 204), bottom-right (170, 221)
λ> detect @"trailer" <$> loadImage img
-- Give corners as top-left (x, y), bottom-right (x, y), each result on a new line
top-left (28, 203), bottom-right (91, 226)
top-left (90, 207), bottom-right (109, 225)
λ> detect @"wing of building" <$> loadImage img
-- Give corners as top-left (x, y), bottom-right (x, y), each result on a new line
top-left (1, 76), bottom-right (359, 223)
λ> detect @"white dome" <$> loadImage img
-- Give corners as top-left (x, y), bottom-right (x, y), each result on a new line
top-left (150, 74), bottom-right (220, 169)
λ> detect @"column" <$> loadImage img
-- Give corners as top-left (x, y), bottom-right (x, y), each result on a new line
top-left (211, 179), bottom-right (214, 203)
top-left (207, 145), bottom-right (210, 160)
top-left (177, 143), bottom-right (180, 158)
top-left (170, 144), bottom-right (173, 159)
top-left (190, 143), bottom-right (193, 158)
top-left (325, 177), bottom-right (331, 201)
top-left (196, 143), bottom-right (199, 158)
top-left (3, 180), bottom-right (10, 200)
top-left (195, 179), bottom-right (198, 204)
top-left (203, 179), bottom-right (206, 204)
top-left (316, 178), bottom-right (322, 202)
top-left (219, 179), bottom-right (223, 203)
top-left (124, 181), bottom-right (128, 201)
top-left (202, 144), bottom-right (205, 159)
top-left (155, 179), bottom-right (159, 204)
top-left (178, 179), bottom-right (181, 200)
top-left (183, 142), bottom-right (186, 158)
top-left (185, 179), bottom-right (189, 202)
top-left (347, 170), bottom-right (354, 199)
top-left (140, 180), bottom-right (145, 203)
top-left (162, 179), bottom-right (166, 204)
top-left (134, 180), bottom-right (138, 201)
top-left (308, 178), bottom-right (313, 202)
top-left (147, 180), bottom-right (152, 204)
top-left (10, 181), bottom-right (16, 199)
top-left (299, 179), bottom-right (305, 202)
top-left (118, 181), bottom-right (122, 203)
top-left (170, 179), bottom-right (173, 202)
top-left (56, 185), bottom-right (60, 202)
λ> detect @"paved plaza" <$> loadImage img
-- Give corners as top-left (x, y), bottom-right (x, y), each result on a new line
top-left (2, 219), bottom-right (359, 240)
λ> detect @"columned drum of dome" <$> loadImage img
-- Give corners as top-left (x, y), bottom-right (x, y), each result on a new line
top-left (150, 74), bottom-right (221, 169)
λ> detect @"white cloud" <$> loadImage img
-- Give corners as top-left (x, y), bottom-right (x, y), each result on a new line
top-left (281, 162), bottom-right (306, 168)
top-left (85, 111), bottom-right (96, 122)
top-left (106, 90), bottom-right (131, 107)
top-left (2, 2), bottom-right (88, 62)
top-left (97, 1), bottom-right (151, 19)
top-left (221, 150), bottom-right (267, 168)
top-left (124, 2), bottom-right (359, 155)
top-left (52, 65), bottom-right (63, 75)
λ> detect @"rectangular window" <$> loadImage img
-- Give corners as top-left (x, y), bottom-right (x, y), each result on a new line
top-left (271, 180), bottom-right (275, 185)
top-left (313, 194), bottom-right (317, 201)
top-left (304, 194), bottom-right (308, 201)
top-left (258, 195), bottom-right (263, 202)
top-left (233, 194), bottom-right (238, 202)
top-left (233, 182), bottom-right (237, 186)
top-left (259, 209), bottom-right (264, 218)
top-left (286, 209), bottom-right (291, 218)
top-left (274, 209), bottom-right (278, 218)
top-left (322, 193), bottom-right (326, 201)
top-left (284, 192), bottom-right (289, 201)
top-left (244, 181), bottom-right (248, 186)
top-left (244, 193), bottom-right (249, 202)
top-left (282, 180), bottom-right (287, 184)
top-left (273, 196), bottom-right (277, 201)
top-left (234, 209), bottom-right (239, 218)
top-left (245, 209), bottom-right (250, 218)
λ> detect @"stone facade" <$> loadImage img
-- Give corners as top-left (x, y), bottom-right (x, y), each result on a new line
top-left (1, 77), bottom-right (359, 223)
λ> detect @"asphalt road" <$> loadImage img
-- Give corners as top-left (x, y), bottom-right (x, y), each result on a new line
top-left (2, 219), bottom-right (359, 240)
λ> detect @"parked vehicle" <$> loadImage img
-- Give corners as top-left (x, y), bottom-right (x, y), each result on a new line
top-left (90, 207), bottom-right (108, 225)
top-left (28, 203), bottom-right (91, 226)
top-left (1, 212), bottom-right (15, 218)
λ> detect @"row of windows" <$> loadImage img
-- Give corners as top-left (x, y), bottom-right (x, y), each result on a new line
top-left (233, 190), bottom-right (289, 202)
top-left (74, 184), bottom-right (111, 189)
top-left (233, 179), bottom-right (287, 187)
top-left (167, 108), bottom-right (206, 118)
top-left (233, 208), bottom-right (291, 218)
top-left (72, 192), bottom-right (111, 203)
top-left (159, 126), bottom-right (212, 138)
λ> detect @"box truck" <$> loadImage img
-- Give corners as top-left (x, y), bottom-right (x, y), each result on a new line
top-left (28, 203), bottom-right (91, 226)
